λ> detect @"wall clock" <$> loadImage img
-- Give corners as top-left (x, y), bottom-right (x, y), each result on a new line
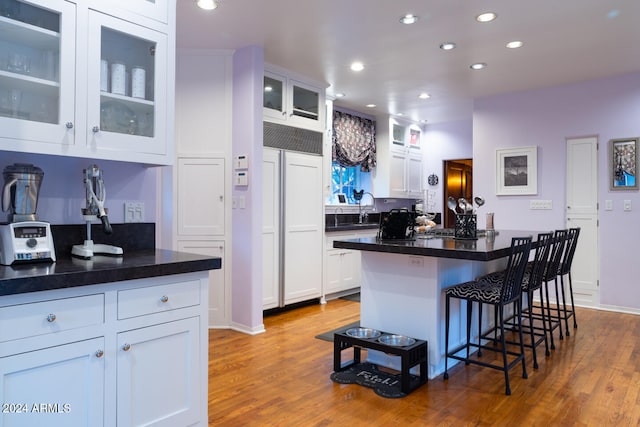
top-left (427, 174), bottom-right (439, 186)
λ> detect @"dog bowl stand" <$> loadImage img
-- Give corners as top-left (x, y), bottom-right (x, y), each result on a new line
top-left (333, 331), bottom-right (428, 394)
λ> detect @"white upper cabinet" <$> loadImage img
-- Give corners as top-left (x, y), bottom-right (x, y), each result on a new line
top-left (0, 0), bottom-right (175, 165)
top-left (0, 0), bottom-right (75, 147)
top-left (87, 11), bottom-right (168, 159)
top-left (372, 115), bottom-right (425, 198)
top-left (89, 0), bottom-right (170, 24)
top-left (263, 66), bottom-right (326, 132)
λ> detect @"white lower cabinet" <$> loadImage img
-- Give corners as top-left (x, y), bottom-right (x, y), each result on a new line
top-left (324, 230), bottom-right (376, 298)
top-left (117, 317), bottom-right (200, 427)
top-left (0, 337), bottom-right (105, 427)
top-left (0, 272), bottom-right (209, 427)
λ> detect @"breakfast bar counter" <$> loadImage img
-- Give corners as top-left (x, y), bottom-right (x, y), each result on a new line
top-left (333, 230), bottom-right (536, 379)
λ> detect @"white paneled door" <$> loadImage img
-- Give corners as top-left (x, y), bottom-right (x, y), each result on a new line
top-left (566, 136), bottom-right (599, 307)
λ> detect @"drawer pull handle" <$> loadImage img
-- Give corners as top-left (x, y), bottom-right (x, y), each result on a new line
top-left (95, 350), bottom-right (104, 358)
top-left (46, 313), bottom-right (56, 323)
top-left (122, 343), bottom-right (131, 351)
top-left (160, 295), bottom-right (169, 303)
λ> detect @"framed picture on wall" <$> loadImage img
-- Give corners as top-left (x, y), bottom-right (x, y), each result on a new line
top-left (609, 138), bottom-right (638, 191)
top-left (496, 146), bottom-right (538, 195)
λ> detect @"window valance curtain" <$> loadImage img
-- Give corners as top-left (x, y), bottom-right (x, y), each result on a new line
top-left (332, 110), bottom-right (376, 172)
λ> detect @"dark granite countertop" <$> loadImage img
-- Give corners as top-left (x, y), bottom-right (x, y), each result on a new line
top-left (0, 249), bottom-right (221, 297)
top-left (333, 229), bottom-right (540, 261)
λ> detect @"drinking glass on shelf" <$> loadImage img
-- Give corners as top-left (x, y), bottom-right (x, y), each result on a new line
top-left (10, 89), bottom-right (21, 118)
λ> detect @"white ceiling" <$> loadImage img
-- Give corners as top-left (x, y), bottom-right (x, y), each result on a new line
top-left (176, 0), bottom-right (640, 124)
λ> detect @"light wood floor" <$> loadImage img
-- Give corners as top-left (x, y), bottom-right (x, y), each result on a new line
top-left (208, 299), bottom-right (640, 426)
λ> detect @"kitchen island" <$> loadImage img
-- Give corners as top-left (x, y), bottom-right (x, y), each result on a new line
top-left (333, 230), bottom-right (536, 379)
top-left (0, 248), bottom-right (220, 427)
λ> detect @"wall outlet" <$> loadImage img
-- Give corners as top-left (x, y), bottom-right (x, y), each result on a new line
top-left (529, 199), bottom-right (552, 210)
top-left (124, 201), bottom-right (145, 223)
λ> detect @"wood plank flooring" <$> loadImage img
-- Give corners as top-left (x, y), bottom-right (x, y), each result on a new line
top-left (208, 299), bottom-right (640, 426)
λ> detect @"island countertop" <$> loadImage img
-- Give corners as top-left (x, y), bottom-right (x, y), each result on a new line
top-left (0, 249), bottom-right (221, 297)
top-left (333, 229), bottom-right (540, 261)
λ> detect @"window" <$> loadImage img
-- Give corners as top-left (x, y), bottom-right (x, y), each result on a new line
top-left (331, 162), bottom-right (371, 204)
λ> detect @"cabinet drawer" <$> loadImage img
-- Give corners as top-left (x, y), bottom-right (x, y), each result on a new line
top-left (117, 280), bottom-right (201, 319)
top-left (0, 294), bottom-right (105, 343)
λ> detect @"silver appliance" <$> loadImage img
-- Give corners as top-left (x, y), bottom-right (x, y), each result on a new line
top-left (0, 221), bottom-right (56, 265)
top-left (2, 163), bottom-right (44, 222)
top-left (0, 163), bottom-right (55, 265)
top-left (71, 165), bottom-right (123, 258)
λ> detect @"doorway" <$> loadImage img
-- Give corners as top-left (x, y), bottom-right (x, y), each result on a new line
top-left (443, 159), bottom-right (473, 229)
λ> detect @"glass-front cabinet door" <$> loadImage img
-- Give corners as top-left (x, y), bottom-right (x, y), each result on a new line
top-left (0, 0), bottom-right (75, 146)
top-left (87, 10), bottom-right (167, 156)
top-left (263, 71), bottom-right (286, 121)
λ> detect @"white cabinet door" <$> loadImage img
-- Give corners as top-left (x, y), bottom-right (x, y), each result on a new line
top-left (91, 0), bottom-right (170, 24)
top-left (325, 249), bottom-right (343, 294)
top-left (86, 10), bottom-right (168, 158)
top-left (341, 250), bottom-right (360, 289)
top-left (283, 152), bottom-right (323, 304)
top-left (407, 154), bottom-right (424, 196)
top-left (0, 0), bottom-right (76, 148)
top-left (177, 158), bottom-right (225, 236)
top-left (177, 240), bottom-right (227, 327)
top-left (389, 152), bottom-right (407, 194)
top-left (117, 317), bottom-right (200, 427)
top-left (0, 337), bottom-right (104, 427)
top-left (262, 149), bottom-right (281, 309)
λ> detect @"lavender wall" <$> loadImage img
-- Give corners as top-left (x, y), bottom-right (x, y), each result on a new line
top-left (472, 71), bottom-right (640, 311)
top-left (230, 46), bottom-right (265, 333)
top-left (0, 151), bottom-right (158, 225)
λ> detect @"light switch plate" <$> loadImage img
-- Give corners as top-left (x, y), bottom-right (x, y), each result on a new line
top-left (624, 200), bottom-right (632, 212)
top-left (605, 200), bottom-right (613, 211)
top-left (529, 199), bottom-right (552, 210)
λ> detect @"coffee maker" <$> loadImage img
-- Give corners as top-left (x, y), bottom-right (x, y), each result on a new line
top-left (0, 163), bottom-right (56, 265)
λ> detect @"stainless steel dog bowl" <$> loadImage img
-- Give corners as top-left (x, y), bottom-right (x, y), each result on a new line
top-left (378, 334), bottom-right (416, 347)
top-left (345, 327), bottom-right (382, 339)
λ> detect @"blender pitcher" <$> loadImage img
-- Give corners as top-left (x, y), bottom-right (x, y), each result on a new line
top-left (2, 163), bottom-right (45, 222)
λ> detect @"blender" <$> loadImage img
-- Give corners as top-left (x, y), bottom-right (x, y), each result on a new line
top-left (0, 163), bottom-right (56, 265)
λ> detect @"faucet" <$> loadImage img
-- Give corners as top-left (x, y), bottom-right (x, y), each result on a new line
top-left (358, 192), bottom-right (375, 224)
top-left (334, 207), bottom-right (343, 226)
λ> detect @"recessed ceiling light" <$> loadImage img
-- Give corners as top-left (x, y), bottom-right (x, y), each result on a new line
top-left (418, 92), bottom-right (431, 99)
top-left (350, 61), bottom-right (365, 72)
top-left (439, 42), bottom-right (456, 51)
top-left (397, 113), bottom-right (404, 116)
top-left (476, 12), bottom-right (497, 22)
top-left (400, 14), bottom-right (419, 25)
top-left (264, 86), bottom-right (272, 92)
top-left (470, 62), bottom-right (487, 70)
top-left (196, 0), bottom-right (218, 10)
top-left (506, 40), bottom-right (524, 49)
top-left (335, 93), bottom-right (345, 98)
top-left (366, 104), bottom-right (376, 108)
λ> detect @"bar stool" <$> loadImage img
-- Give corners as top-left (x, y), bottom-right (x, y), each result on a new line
top-left (443, 236), bottom-right (532, 396)
top-left (556, 227), bottom-right (580, 336)
top-left (476, 232), bottom-right (555, 369)
top-left (538, 229), bottom-right (568, 350)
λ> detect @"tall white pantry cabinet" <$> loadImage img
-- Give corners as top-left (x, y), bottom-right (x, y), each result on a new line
top-left (174, 50), bottom-right (233, 327)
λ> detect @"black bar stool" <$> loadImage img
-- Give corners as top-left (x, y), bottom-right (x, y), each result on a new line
top-left (556, 227), bottom-right (580, 336)
top-left (443, 236), bottom-right (532, 395)
top-left (475, 232), bottom-right (554, 369)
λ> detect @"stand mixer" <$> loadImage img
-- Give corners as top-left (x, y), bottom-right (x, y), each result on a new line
top-left (71, 165), bottom-right (123, 259)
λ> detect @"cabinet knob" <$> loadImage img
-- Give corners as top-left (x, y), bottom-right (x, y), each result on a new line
top-left (46, 313), bottom-right (56, 323)
top-left (160, 295), bottom-right (169, 303)
top-left (95, 350), bottom-right (104, 358)
top-left (65, 122), bottom-right (74, 129)
top-left (219, 195), bottom-right (224, 201)
top-left (122, 343), bottom-right (131, 351)
top-left (92, 126), bottom-right (100, 133)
